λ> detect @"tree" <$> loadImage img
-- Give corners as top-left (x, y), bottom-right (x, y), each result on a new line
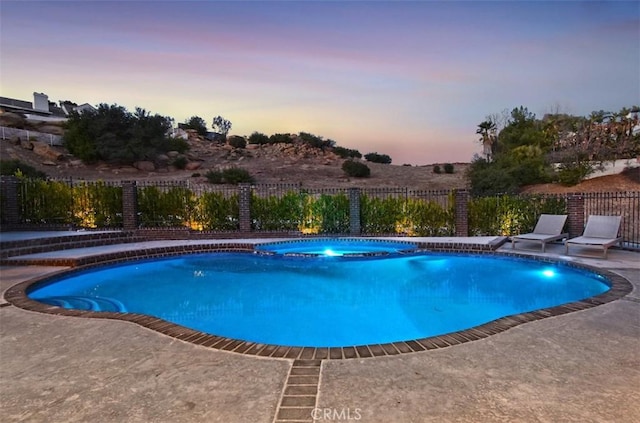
top-left (476, 119), bottom-right (497, 161)
top-left (184, 116), bottom-right (207, 136)
top-left (212, 115), bottom-right (232, 142)
top-left (64, 103), bottom-right (179, 165)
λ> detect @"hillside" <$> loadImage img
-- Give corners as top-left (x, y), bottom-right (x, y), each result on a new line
top-left (0, 132), bottom-right (470, 190)
top-left (1, 122), bottom-right (637, 192)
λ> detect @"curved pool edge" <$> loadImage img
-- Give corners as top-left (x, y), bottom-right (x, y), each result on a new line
top-left (3, 245), bottom-right (634, 360)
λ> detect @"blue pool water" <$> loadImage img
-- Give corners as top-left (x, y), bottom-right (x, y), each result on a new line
top-left (255, 239), bottom-right (417, 256)
top-left (28, 252), bottom-right (610, 347)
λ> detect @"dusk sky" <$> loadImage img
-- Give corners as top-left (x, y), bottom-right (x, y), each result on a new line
top-left (1, 1), bottom-right (638, 165)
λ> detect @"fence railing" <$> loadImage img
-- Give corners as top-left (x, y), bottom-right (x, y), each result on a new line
top-left (582, 191), bottom-right (640, 249)
top-left (0, 126), bottom-right (63, 146)
top-left (1, 177), bottom-right (638, 249)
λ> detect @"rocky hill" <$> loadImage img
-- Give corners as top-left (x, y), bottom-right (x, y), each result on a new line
top-left (2, 111), bottom-right (637, 192)
top-left (0, 113), bottom-right (470, 190)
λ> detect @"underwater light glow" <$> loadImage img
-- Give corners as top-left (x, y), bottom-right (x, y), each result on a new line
top-left (323, 248), bottom-right (340, 257)
top-left (542, 269), bottom-right (556, 278)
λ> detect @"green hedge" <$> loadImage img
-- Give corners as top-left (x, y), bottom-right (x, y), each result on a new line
top-left (12, 181), bottom-right (570, 236)
top-left (18, 179), bottom-right (122, 227)
top-left (361, 195), bottom-right (454, 236)
top-left (468, 194), bottom-right (566, 236)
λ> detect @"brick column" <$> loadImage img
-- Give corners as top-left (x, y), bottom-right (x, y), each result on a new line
top-left (348, 188), bottom-right (361, 235)
top-left (238, 183), bottom-right (252, 233)
top-left (454, 189), bottom-right (469, 237)
top-left (0, 176), bottom-right (21, 226)
top-left (122, 181), bottom-right (138, 231)
top-left (567, 194), bottom-right (585, 239)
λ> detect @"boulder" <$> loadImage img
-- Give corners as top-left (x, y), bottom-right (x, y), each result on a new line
top-left (166, 150), bottom-right (180, 158)
top-left (155, 154), bottom-right (170, 166)
top-left (186, 161), bottom-right (203, 170)
top-left (32, 141), bottom-right (63, 161)
top-left (19, 139), bottom-right (33, 150)
top-left (134, 161), bottom-right (156, 171)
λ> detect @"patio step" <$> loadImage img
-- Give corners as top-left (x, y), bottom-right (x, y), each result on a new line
top-left (0, 231), bottom-right (143, 259)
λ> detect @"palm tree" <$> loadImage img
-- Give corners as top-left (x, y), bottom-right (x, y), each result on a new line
top-left (476, 120), bottom-right (497, 161)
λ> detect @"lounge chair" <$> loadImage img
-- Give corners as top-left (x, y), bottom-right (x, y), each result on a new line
top-left (565, 215), bottom-right (623, 258)
top-left (511, 214), bottom-right (568, 252)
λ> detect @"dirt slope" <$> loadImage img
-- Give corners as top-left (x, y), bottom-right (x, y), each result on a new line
top-left (2, 137), bottom-right (638, 192)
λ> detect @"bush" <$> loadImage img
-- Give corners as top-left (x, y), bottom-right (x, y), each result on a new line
top-left (556, 162), bottom-right (593, 186)
top-left (342, 160), bottom-right (370, 177)
top-left (166, 137), bottom-right (190, 153)
top-left (444, 163), bottom-right (454, 174)
top-left (333, 146), bottom-right (362, 159)
top-left (433, 165), bottom-right (441, 174)
top-left (269, 133), bottom-right (293, 144)
top-left (228, 135), bottom-right (247, 149)
top-left (64, 103), bottom-right (175, 165)
top-left (222, 167), bottom-right (255, 184)
top-left (206, 167), bottom-right (255, 184)
top-left (0, 159), bottom-right (47, 179)
top-left (364, 152), bottom-right (392, 164)
top-left (298, 132), bottom-right (335, 149)
top-left (172, 156), bottom-right (188, 169)
top-left (183, 116), bottom-right (208, 136)
top-left (248, 132), bottom-right (270, 145)
top-left (205, 170), bottom-right (224, 184)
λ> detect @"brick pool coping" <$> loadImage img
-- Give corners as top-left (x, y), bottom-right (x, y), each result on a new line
top-left (2, 240), bottom-right (633, 361)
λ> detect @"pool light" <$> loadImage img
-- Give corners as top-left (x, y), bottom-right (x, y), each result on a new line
top-left (323, 248), bottom-right (340, 257)
top-left (542, 269), bottom-right (556, 278)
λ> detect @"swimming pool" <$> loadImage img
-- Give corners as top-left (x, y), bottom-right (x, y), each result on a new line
top-left (27, 250), bottom-right (611, 348)
top-left (255, 238), bottom-right (418, 256)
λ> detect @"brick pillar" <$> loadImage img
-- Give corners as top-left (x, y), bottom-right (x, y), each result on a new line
top-left (348, 188), bottom-right (361, 235)
top-left (454, 189), bottom-right (469, 237)
top-left (238, 183), bottom-right (252, 233)
top-left (567, 194), bottom-right (585, 239)
top-left (122, 181), bottom-right (138, 231)
top-left (0, 176), bottom-right (21, 226)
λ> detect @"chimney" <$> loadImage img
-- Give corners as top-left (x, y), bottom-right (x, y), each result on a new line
top-left (33, 92), bottom-right (50, 112)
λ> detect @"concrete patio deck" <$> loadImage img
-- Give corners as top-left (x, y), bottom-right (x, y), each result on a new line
top-left (1, 235), bottom-right (638, 422)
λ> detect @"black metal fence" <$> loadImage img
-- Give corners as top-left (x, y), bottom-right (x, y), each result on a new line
top-left (1, 177), bottom-right (639, 249)
top-left (582, 191), bottom-right (640, 249)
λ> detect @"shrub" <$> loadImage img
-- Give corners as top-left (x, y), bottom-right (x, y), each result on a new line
top-left (166, 137), bottom-right (190, 153)
top-left (269, 133), bottom-right (293, 144)
top-left (444, 163), bottom-right (454, 174)
top-left (172, 156), bottom-right (188, 169)
top-left (222, 167), bottom-right (255, 184)
top-left (64, 103), bottom-right (175, 164)
top-left (342, 160), bottom-right (370, 177)
top-left (183, 116), bottom-right (208, 136)
top-left (556, 162), bottom-right (593, 186)
top-left (205, 170), bottom-right (224, 184)
top-left (248, 132), bottom-right (270, 145)
top-left (433, 165), bottom-right (441, 174)
top-left (228, 135), bottom-right (247, 149)
top-left (206, 167), bottom-right (255, 184)
top-left (333, 146), bottom-right (362, 159)
top-left (364, 152), bottom-right (392, 164)
top-left (0, 159), bottom-right (47, 179)
top-left (298, 132), bottom-right (335, 149)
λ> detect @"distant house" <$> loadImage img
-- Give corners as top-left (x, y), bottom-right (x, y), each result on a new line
top-left (0, 92), bottom-right (95, 122)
